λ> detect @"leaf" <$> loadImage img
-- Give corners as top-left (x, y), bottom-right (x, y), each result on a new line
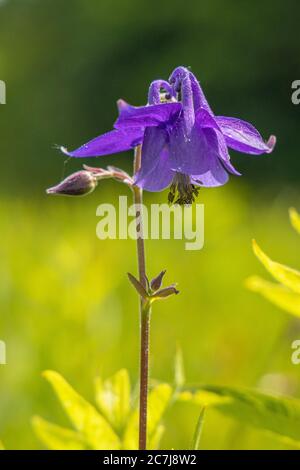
top-left (246, 275), bottom-right (300, 317)
top-left (178, 389), bottom-right (230, 407)
top-left (252, 239), bottom-right (300, 293)
top-left (32, 416), bottom-right (87, 450)
top-left (0, 440), bottom-right (5, 450)
top-left (191, 408), bottom-right (205, 450)
top-left (123, 383), bottom-right (173, 450)
top-left (95, 369), bottom-right (131, 433)
top-left (147, 383), bottom-right (173, 436)
top-left (148, 424), bottom-right (165, 450)
top-left (289, 208), bottom-right (300, 235)
top-left (127, 272), bottom-right (148, 298)
top-left (186, 385), bottom-right (300, 446)
top-left (174, 346), bottom-right (185, 389)
top-left (43, 370), bottom-right (120, 450)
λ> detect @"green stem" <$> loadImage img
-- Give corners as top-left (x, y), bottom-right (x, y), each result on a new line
top-left (133, 145), bottom-right (151, 450)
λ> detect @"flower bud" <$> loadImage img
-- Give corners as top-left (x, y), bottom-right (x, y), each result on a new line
top-left (150, 270), bottom-right (166, 291)
top-left (46, 171), bottom-right (98, 197)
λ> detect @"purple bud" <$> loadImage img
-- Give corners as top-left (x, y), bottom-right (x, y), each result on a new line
top-left (150, 270), bottom-right (166, 291)
top-left (46, 170), bottom-right (98, 197)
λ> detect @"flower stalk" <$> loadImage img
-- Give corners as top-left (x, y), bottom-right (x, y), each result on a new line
top-left (132, 145), bottom-right (151, 450)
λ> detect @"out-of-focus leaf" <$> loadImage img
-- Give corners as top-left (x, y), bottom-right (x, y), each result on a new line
top-left (289, 208), bottom-right (300, 235)
top-left (0, 440), bottom-right (4, 450)
top-left (174, 347), bottom-right (185, 389)
top-left (246, 276), bottom-right (300, 317)
top-left (178, 389), bottom-right (230, 407)
top-left (147, 384), bottom-right (173, 436)
top-left (185, 385), bottom-right (300, 446)
top-left (123, 383), bottom-right (173, 450)
top-left (43, 370), bottom-right (120, 450)
top-left (148, 424), bottom-right (165, 450)
top-left (95, 369), bottom-right (131, 432)
top-left (32, 416), bottom-right (87, 450)
top-left (191, 408), bottom-right (205, 450)
top-left (252, 240), bottom-right (300, 293)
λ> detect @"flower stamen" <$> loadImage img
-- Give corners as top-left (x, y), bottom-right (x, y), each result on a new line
top-left (168, 172), bottom-right (199, 205)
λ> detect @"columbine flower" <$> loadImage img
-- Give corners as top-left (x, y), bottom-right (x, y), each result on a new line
top-left (60, 66), bottom-right (276, 204)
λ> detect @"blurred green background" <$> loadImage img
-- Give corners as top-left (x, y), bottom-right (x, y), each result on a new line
top-left (0, 0), bottom-right (300, 449)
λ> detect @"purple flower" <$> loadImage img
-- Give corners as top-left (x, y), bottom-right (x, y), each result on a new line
top-left (60, 66), bottom-right (276, 204)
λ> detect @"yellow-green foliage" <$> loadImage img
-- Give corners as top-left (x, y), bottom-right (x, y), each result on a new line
top-left (33, 365), bottom-right (300, 450)
top-left (247, 209), bottom-right (300, 317)
top-left (289, 208), bottom-right (300, 235)
top-left (181, 386), bottom-right (300, 448)
top-left (33, 369), bottom-right (172, 450)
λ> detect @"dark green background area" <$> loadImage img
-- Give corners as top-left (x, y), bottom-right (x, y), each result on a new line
top-left (0, 0), bottom-right (299, 193)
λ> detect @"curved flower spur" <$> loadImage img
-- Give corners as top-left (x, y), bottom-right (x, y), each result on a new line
top-left (56, 65), bottom-right (276, 204)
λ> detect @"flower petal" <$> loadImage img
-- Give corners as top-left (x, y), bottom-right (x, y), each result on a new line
top-left (221, 158), bottom-right (241, 176)
top-left (169, 118), bottom-right (212, 175)
top-left (216, 116), bottom-right (276, 155)
top-left (134, 127), bottom-right (173, 192)
top-left (200, 123), bottom-right (241, 176)
top-left (196, 107), bottom-right (220, 130)
top-left (115, 102), bottom-right (181, 129)
top-left (191, 156), bottom-right (230, 187)
top-left (137, 126), bottom-right (168, 177)
top-left (135, 149), bottom-right (174, 192)
top-left (117, 99), bottom-right (131, 112)
top-left (60, 128), bottom-right (144, 158)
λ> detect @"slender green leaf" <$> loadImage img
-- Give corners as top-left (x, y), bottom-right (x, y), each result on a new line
top-left (178, 389), bottom-right (230, 407)
top-left (252, 239), bottom-right (300, 293)
top-left (43, 370), bottom-right (120, 450)
top-left (174, 346), bottom-right (185, 389)
top-left (246, 275), bottom-right (300, 317)
top-left (95, 369), bottom-right (131, 432)
top-left (289, 208), bottom-right (300, 235)
top-left (32, 416), bottom-right (87, 450)
top-left (185, 385), bottom-right (300, 446)
top-left (191, 408), bottom-right (205, 450)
